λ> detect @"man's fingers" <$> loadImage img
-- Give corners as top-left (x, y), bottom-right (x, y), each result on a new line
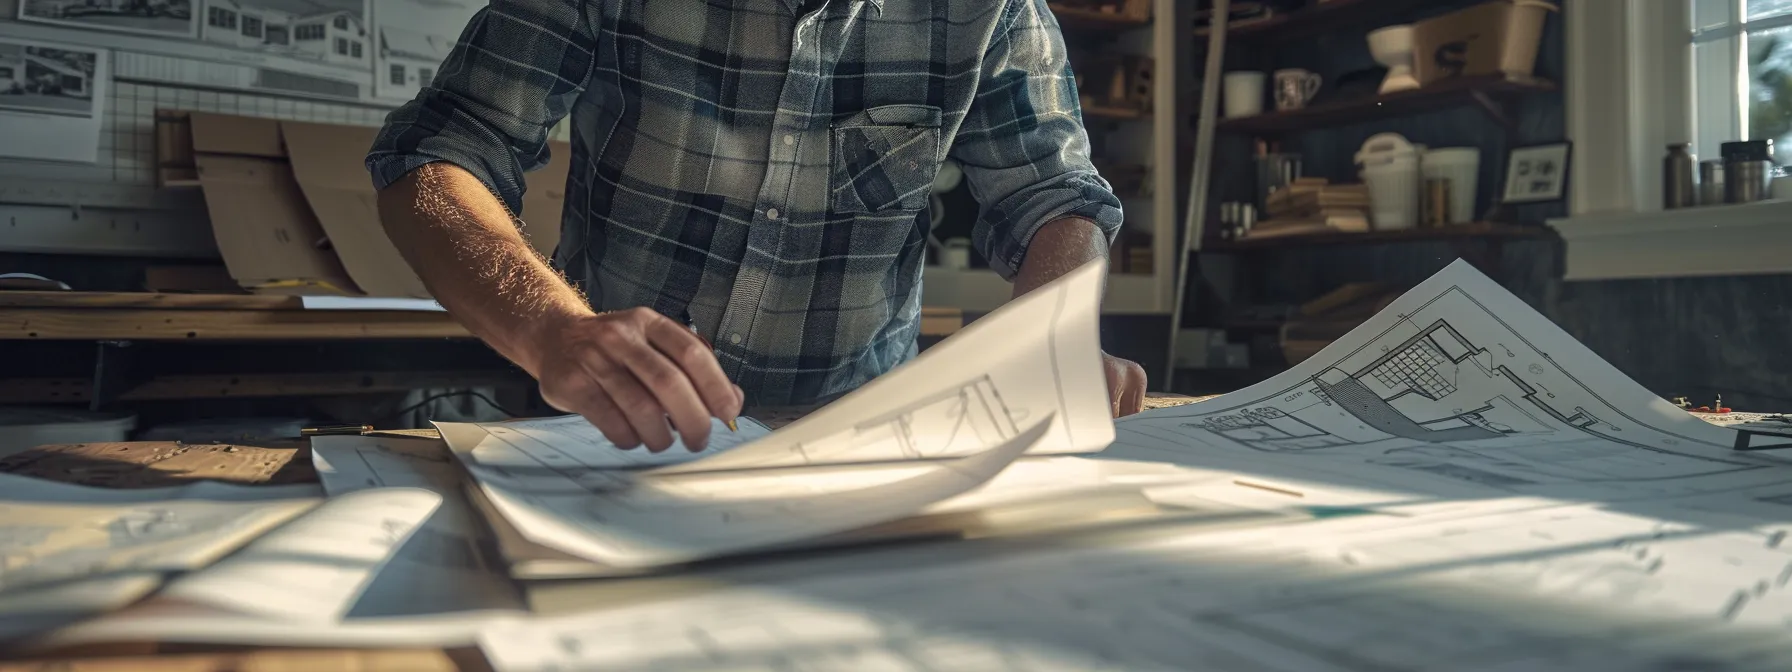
top-left (572, 392), bottom-right (641, 450)
top-left (1120, 362), bottom-right (1147, 416)
top-left (604, 323), bottom-right (712, 452)
top-left (540, 380), bottom-right (641, 449)
top-left (576, 346), bottom-right (678, 452)
top-left (646, 318), bottom-right (741, 425)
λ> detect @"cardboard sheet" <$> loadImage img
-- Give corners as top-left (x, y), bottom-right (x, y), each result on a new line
top-left (162, 110), bottom-right (573, 297)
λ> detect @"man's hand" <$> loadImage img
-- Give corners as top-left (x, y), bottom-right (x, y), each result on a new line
top-left (1103, 351), bottom-right (1147, 417)
top-left (529, 308), bottom-right (744, 453)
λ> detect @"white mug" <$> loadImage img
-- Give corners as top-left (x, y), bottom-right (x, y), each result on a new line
top-left (940, 238), bottom-right (973, 270)
top-left (1223, 72), bottom-right (1267, 119)
top-left (1274, 69), bottom-right (1321, 110)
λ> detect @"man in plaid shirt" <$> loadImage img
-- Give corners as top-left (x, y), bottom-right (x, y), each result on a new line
top-left (368, 0), bottom-right (1147, 453)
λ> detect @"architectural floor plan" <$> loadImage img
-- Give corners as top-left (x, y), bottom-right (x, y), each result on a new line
top-left (1109, 261), bottom-right (1783, 503)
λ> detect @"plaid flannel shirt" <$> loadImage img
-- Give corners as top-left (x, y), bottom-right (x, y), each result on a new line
top-left (366, 0), bottom-right (1123, 406)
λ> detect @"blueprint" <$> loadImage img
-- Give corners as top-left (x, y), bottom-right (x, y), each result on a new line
top-left (311, 435), bottom-right (526, 617)
top-left (45, 483), bottom-right (528, 649)
top-left (460, 416), bottom-right (1054, 569)
top-left (648, 259), bottom-right (1113, 474)
top-left (0, 476), bottom-right (316, 642)
top-left (1105, 260), bottom-right (1783, 505)
top-left (432, 415), bottom-right (774, 485)
top-left (478, 506), bottom-right (1792, 672)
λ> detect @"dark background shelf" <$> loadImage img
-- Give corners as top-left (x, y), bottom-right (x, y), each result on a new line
top-left (1215, 76), bottom-right (1556, 136)
top-left (1197, 0), bottom-right (1440, 42)
top-left (1203, 223), bottom-right (1557, 252)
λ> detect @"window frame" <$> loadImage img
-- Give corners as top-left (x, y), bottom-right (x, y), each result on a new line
top-left (1553, 0), bottom-right (1792, 281)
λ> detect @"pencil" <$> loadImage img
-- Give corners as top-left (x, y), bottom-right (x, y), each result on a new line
top-left (681, 309), bottom-right (739, 434)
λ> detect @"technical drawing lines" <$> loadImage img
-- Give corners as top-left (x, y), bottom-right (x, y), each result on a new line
top-left (1369, 337), bottom-right (1458, 399)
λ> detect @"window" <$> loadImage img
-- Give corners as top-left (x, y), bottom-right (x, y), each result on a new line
top-left (390, 63), bottom-right (405, 85)
top-left (351, 40), bottom-right (361, 58)
top-left (242, 16), bottom-right (261, 38)
top-left (1691, 0), bottom-right (1792, 164)
top-left (333, 15), bottom-right (348, 30)
top-left (418, 67), bottom-right (433, 84)
top-left (335, 37), bottom-right (348, 55)
top-left (207, 7), bottom-right (236, 29)
top-left (266, 25), bottom-right (287, 45)
top-left (296, 24), bottom-right (323, 40)
top-left (0, 67), bottom-right (13, 79)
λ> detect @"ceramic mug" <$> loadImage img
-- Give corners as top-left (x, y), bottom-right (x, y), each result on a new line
top-left (1223, 72), bottom-right (1267, 119)
top-left (1274, 69), bottom-right (1322, 111)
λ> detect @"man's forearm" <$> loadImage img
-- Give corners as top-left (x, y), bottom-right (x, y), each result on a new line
top-left (376, 162), bottom-right (593, 378)
top-left (1012, 217), bottom-right (1111, 299)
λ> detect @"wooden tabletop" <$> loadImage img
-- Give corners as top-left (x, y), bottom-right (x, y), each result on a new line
top-left (0, 292), bottom-right (966, 341)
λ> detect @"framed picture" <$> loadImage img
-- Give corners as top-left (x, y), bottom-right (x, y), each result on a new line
top-left (18, 0), bottom-right (198, 39)
top-left (1501, 142), bottom-right (1572, 204)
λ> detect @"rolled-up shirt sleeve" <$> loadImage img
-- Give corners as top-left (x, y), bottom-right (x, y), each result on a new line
top-left (365, 0), bottom-right (598, 214)
top-left (949, 0), bottom-right (1124, 280)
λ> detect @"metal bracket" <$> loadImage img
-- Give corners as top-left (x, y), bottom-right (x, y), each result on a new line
top-left (90, 341), bottom-right (147, 411)
top-left (1733, 428), bottom-right (1792, 452)
top-left (1467, 89), bottom-right (1514, 131)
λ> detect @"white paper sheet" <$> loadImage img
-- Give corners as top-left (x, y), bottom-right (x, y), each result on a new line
top-left (478, 506), bottom-right (1792, 672)
top-left (311, 435), bottom-right (527, 617)
top-left (1104, 260), bottom-right (1781, 506)
top-left (461, 415), bottom-right (1055, 569)
top-left (434, 415), bottom-right (775, 484)
top-left (0, 471), bottom-right (323, 504)
top-left (151, 488), bottom-right (441, 622)
top-left (44, 483), bottom-right (527, 648)
top-left (0, 479), bottom-right (315, 641)
top-left (646, 259), bottom-right (1114, 474)
top-left (299, 296), bottom-right (446, 311)
top-left (0, 37), bottom-right (107, 163)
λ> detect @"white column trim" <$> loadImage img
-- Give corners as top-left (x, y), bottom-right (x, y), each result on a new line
top-left (1565, 0), bottom-right (1694, 217)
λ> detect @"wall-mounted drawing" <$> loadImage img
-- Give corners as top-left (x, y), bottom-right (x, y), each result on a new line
top-left (19, 0), bottom-right (199, 39)
top-left (371, 0), bottom-right (477, 102)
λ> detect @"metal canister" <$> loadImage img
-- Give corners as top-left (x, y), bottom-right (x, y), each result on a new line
top-left (1700, 160), bottom-right (1726, 205)
top-left (1723, 140), bottom-right (1775, 204)
top-left (1423, 178), bottom-right (1452, 226)
top-left (1663, 143), bottom-right (1697, 209)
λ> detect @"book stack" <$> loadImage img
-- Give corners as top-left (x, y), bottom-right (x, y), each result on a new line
top-left (1250, 178), bottom-right (1372, 239)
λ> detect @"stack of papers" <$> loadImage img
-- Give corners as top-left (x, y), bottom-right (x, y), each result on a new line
top-left (431, 260), bottom-right (1120, 575)
top-left (11, 258), bottom-right (1792, 672)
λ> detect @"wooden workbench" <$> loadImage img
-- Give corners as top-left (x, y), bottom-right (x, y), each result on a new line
top-left (0, 291), bottom-right (969, 341)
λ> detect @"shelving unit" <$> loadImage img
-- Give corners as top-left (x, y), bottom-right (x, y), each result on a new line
top-left (1217, 75), bottom-right (1555, 136)
top-left (922, 0), bottom-right (1180, 314)
top-left (1195, 0), bottom-right (1436, 41)
top-left (1170, 0), bottom-right (1562, 390)
top-left (1206, 222), bottom-right (1554, 251)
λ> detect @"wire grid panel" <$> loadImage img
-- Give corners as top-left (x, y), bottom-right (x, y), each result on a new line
top-left (82, 79), bottom-right (575, 187)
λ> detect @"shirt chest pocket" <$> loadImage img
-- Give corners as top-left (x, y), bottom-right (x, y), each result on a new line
top-left (830, 105), bottom-right (944, 214)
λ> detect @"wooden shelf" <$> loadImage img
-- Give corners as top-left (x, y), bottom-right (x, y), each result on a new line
top-left (1084, 104), bottom-right (1149, 121)
top-left (1051, 4), bottom-right (1151, 31)
top-left (1203, 223), bottom-right (1556, 251)
top-left (1215, 75), bottom-right (1555, 136)
top-left (1196, 0), bottom-right (1436, 42)
top-left (0, 291), bottom-right (965, 340)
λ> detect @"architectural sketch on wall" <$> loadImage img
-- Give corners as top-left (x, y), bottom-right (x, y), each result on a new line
top-left (18, 0), bottom-right (198, 38)
top-left (0, 38), bottom-right (107, 163)
top-left (370, 0), bottom-right (475, 102)
top-left (6, 0), bottom-right (374, 101)
top-left (0, 42), bottom-right (97, 114)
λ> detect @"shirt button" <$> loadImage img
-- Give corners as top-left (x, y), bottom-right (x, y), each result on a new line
top-left (729, 333), bottom-right (743, 345)
top-left (783, 134), bottom-right (795, 146)
top-left (765, 207), bottom-right (780, 220)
